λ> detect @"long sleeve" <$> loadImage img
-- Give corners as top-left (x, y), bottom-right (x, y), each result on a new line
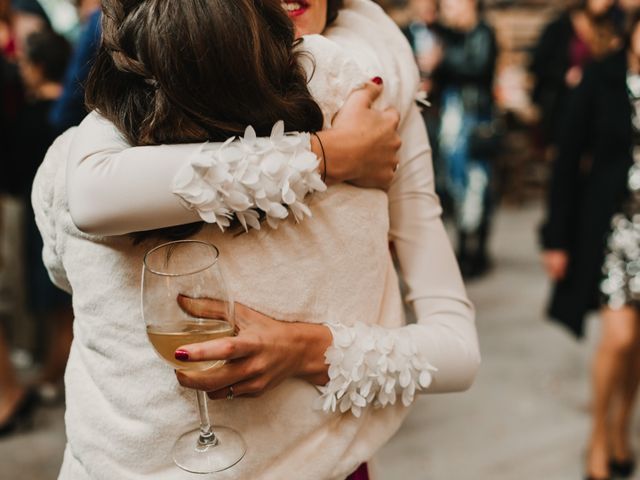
top-left (67, 112), bottom-right (202, 235)
top-left (316, 1), bottom-right (479, 416)
top-left (67, 112), bottom-right (324, 235)
top-left (389, 105), bottom-right (479, 392)
top-left (540, 67), bottom-right (595, 249)
top-left (530, 16), bottom-right (570, 107)
top-left (317, 105), bottom-right (479, 416)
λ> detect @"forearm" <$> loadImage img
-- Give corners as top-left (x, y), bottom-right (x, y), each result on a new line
top-left (68, 113), bottom-right (326, 235)
top-left (318, 112), bottom-right (479, 416)
top-left (389, 106), bottom-right (479, 392)
top-left (70, 110), bottom-right (389, 236)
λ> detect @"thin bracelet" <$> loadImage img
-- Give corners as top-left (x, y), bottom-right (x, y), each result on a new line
top-left (312, 132), bottom-right (327, 182)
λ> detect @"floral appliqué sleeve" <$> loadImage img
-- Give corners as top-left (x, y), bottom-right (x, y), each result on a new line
top-left (315, 323), bottom-right (438, 417)
top-left (172, 121), bottom-right (325, 231)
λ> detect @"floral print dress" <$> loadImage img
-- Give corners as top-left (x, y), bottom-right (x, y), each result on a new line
top-left (601, 73), bottom-right (640, 308)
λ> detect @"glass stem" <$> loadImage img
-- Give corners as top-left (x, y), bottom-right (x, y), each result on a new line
top-left (196, 390), bottom-right (218, 447)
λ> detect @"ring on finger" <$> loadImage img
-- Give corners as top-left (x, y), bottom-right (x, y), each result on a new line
top-left (227, 385), bottom-right (234, 400)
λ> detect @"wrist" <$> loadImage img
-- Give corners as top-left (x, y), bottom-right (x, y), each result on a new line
top-left (313, 129), bottom-right (358, 184)
top-left (290, 322), bottom-right (332, 385)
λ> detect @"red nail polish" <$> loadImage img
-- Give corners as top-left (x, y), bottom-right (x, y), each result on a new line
top-left (175, 349), bottom-right (189, 361)
top-left (371, 76), bottom-right (383, 85)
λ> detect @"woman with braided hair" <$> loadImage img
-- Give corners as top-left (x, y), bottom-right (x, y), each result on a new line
top-left (33, 0), bottom-right (479, 478)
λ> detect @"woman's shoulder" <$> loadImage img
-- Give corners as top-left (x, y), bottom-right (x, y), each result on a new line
top-left (298, 34), bottom-right (367, 127)
top-left (544, 12), bottom-right (574, 38)
top-left (32, 128), bottom-right (77, 217)
top-left (326, 0), bottom-right (419, 116)
top-left (298, 34), bottom-right (344, 62)
top-left (39, 128), bottom-right (77, 177)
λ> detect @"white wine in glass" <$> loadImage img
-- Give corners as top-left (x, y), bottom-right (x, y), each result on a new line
top-left (147, 319), bottom-right (235, 371)
top-left (142, 240), bottom-right (246, 474)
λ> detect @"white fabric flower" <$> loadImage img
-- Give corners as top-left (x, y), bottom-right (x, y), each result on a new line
top-left (172, 122), bottom-right (326, 231)
top-left (315, 322), bottom-right (437, 417)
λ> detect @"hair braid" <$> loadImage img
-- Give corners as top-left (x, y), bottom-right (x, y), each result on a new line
top-left (101, 1), bottom-right (154, 80)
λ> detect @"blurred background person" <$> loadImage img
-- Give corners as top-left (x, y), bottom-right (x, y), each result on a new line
top-left (49, 0), bottom-right (100, 131)
top-left (593, 12), bottom-right (640, 480)
top-left (1, 0), bottom-right (24, 141)
top-left (0, 27), bottom-right (72, 434)
top-left (11, 0), bottom-right (50, 52)
top-left (433, 0), bottom-right (498, 278)
top-left (15, 28), bottom-right (73, 393)
top-left (540, 8), bottom-right (640, 479)
top-left (531, 0), bottom-right (620, 159)
top-left (0, 0), bottom-right (75, 436)
top-left (403, 0), bottom-right (441, 93)
top-left (403, 0), bottom-right (447, 201)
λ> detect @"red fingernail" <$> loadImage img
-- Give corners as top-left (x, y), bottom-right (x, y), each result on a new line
top-left (175, 349), bottom-right (189, 361)
top-left (371, 76), bottom-right (383, 85)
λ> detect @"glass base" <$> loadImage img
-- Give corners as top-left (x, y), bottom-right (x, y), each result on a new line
top-left (172, 426), bottom-right (246, 474)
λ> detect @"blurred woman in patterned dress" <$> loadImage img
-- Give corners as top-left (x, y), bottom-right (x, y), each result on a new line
top-left (553, 12), bottom-right (640, 480)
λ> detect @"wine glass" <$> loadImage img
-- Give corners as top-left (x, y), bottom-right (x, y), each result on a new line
top-left (142, 240), bottom-right (246, 474)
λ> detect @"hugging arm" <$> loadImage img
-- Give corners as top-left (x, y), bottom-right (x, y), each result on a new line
top-left (67, 84), bottom-right (400, 236)
top-left (175, 107), bottom-right (480, 417)
top-left (388, 105), bottom-right (479, 393)
top-left (316, 105), bottom-right (480, 415)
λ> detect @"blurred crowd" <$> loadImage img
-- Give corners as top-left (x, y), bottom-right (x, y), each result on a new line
top-left (4, 0), bottom-right (640, 478)
top-left (0, 0), bottom-right (99, 436)
top-left (400, 1), bottom-right (640, 477)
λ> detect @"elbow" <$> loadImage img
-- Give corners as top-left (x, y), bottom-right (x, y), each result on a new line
top-left (67, 182), bottom-right (110, 235)
top-left (68, 199), bottom-right (99, 235)
top-left (457, 345), bottom-right (482, 393)
top-left (432, 345), bottom-right (481, 394)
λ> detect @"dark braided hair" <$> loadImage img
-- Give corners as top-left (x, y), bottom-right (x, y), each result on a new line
top-left (86, 0), bottom-right (325, 240)
top-left (87, 0), bottom-right (324, 146)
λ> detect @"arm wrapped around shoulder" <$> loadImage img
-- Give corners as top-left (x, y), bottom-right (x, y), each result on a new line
top-left (172, 122), bottom-right (326, 231)
top-left (315, 322), bottom-right (438, 417)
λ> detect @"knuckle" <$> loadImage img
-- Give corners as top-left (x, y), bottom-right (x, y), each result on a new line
top-left (248, 377), bottom-right (268, 393)
top-left (253, 359), bottom-right (269, 376)
top-left (221, 340), bottom-right (236, 358)
top-left (252, 379), bottom-right (268, 394)
top-left (238, 361), bottom-right (253, 377)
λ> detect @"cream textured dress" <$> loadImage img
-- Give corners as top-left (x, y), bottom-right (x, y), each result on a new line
top-left (34, 2), bottom-right (479, 479)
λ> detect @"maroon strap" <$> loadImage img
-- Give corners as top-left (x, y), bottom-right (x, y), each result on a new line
top-left (346, 463), bottom-right (369, 480)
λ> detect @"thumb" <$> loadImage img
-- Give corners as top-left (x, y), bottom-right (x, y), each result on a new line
top-left (177, 294), bottom-right (231, 320)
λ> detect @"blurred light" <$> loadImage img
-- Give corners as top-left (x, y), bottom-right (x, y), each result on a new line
top-left (38, 0), bottom-right (79, 38)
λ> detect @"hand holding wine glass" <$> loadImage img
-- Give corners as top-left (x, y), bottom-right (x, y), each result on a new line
top-left (172, 296), bottom-right (333, 399)
top-left (142, 240), bottom-right (245, 474)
